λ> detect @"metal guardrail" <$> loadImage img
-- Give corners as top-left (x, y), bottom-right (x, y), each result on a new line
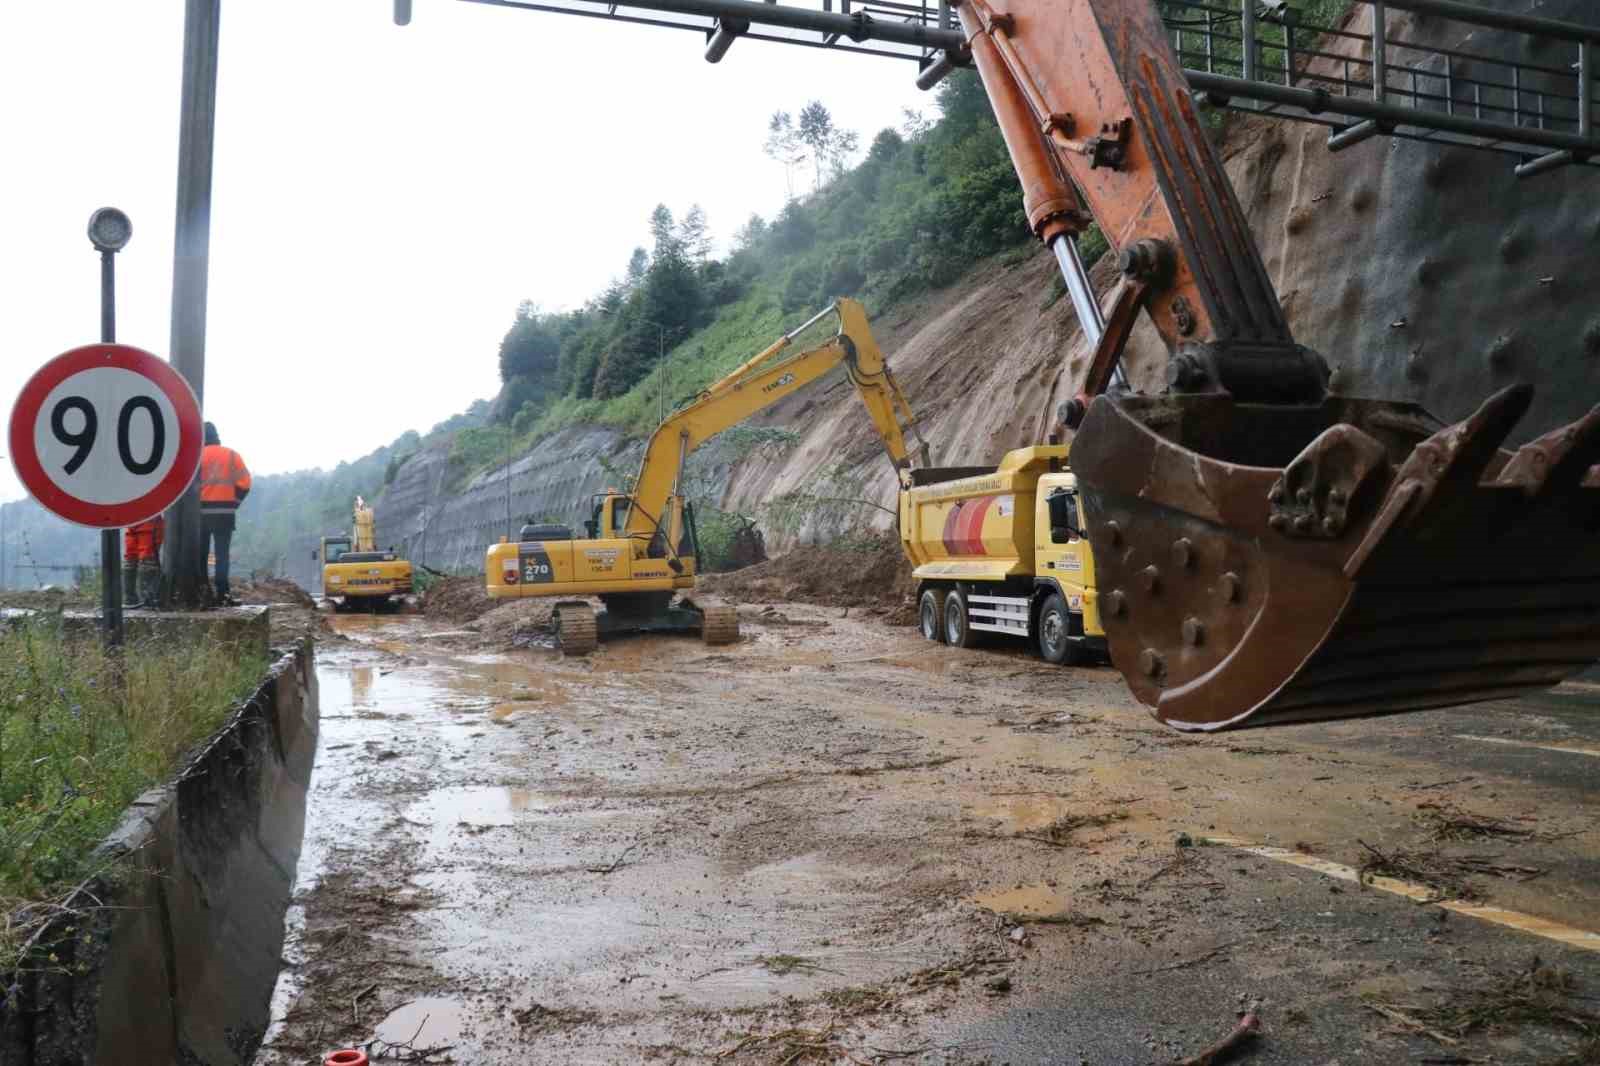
top-left (1168, 0), bottom-right (1599, 173)
top-left (451, 0), bottom-right (1600, 173)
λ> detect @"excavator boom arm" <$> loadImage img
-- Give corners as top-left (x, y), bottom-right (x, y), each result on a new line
top-left (959, 0), bottom-right (1326, 404)
top-left (623, 298), bottom-right (923, 539)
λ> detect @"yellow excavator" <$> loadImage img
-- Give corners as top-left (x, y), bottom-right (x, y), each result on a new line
top-left (485, 298), bottom-right (927, 654)
top-left (318, 496), bottom-right (414, 610)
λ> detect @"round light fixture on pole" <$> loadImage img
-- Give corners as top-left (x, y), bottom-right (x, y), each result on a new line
top-left (87, 207), bottom-right (132, 254)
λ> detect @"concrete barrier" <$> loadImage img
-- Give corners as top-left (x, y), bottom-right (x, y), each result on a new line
top-left (0, 636), bottom-right (318, 1065)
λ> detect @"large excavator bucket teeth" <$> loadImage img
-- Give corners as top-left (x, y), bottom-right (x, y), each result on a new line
top-left (1071, 391), bottom-right (1600, 731)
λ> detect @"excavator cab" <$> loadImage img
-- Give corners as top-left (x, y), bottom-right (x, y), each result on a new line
top-left (585, 492), bottom-right (631, 541)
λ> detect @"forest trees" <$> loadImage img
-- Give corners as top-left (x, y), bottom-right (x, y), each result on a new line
top-left (764, 102), bottom-right (860, 198)
top-left (490, 70), bottom-right (1038, 432)
top-left (494, 201), bottom-right (742, 422)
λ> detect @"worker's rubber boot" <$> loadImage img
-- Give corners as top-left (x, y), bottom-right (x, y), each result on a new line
top-left (138, 561), bottom-right (162, 608)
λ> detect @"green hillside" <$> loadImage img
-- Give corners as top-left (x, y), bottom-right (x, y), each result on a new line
top-left (485, 71), bottom-right (1049, 457)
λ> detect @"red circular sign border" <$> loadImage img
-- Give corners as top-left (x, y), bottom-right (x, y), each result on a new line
top-left (8, 344), bottom-right (203, 529)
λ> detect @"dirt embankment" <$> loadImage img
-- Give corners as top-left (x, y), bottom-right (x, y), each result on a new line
top-left (699, 534), bottom-right (916, 623)
top-left (420, 575), bottom-right (495, 622)
top-left (234, 577), bottom-right (316, 609)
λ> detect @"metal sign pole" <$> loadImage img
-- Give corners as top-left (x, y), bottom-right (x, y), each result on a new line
top-left (97, 246), bottom-right (124, 647)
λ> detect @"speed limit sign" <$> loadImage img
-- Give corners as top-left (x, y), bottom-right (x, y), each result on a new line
top-left (8, 344), bottom-right (203, 529)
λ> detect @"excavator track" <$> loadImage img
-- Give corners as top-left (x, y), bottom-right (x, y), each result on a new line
top-left (554, 601), bottom-right (598, 656)
top-left (698, 605), bottom-right (740, 646)
top-left (1073, 387), bottom-right (1600, 731)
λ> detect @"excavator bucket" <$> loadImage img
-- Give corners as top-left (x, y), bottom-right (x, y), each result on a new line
top-left (1071, 387), bottom-right (1600, 731)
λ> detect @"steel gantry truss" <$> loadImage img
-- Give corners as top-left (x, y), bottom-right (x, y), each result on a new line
top-left (414, 0), bottom-right (1600, 175)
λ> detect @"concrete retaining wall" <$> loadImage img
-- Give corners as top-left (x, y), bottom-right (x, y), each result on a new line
top-left (0, 638), bottom-right (319, 1065)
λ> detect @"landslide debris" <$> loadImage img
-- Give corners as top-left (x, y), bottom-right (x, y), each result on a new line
top-left (421, 574), bottom-right (495, 622)
top-left (699, 533), bottom-right (915, 622)
top-left (234, 577), bottom-right (316, 609)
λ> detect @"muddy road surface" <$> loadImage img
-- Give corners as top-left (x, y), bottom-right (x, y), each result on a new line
top-left (256, 607), bottom-right (1600, 1065)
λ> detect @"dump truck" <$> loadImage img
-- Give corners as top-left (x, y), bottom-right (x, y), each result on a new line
top-left (317, 496), bottom-right (413, 609)
top-left (484, 299), bottom-right (927, 654)
top-left (903, 443), bottom-right (1105, 667)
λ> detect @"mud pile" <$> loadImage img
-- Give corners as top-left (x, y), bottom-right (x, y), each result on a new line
top-left (234, 578), bottom-right (316, 609)
top-left (420, 575), bottom-right (495, 622)
top-left (700, 534), bottom-right (915, 618)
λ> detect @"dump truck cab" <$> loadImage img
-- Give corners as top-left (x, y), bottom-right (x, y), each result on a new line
top-left (1033, 471), bottom-right (1103, 650)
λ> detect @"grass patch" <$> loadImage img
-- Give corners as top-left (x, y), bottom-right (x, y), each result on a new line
top-left (1, 619), bottom-right (267, 956)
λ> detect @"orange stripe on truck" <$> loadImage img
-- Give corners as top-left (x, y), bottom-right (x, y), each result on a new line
top-left (942, 495), bottom-right (997, 556)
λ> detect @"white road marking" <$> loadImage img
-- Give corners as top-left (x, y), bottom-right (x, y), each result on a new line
top-left (1207, 837), bottom-right (1600, 953)
top-left (1455, 734), bottom-right (1600, 759)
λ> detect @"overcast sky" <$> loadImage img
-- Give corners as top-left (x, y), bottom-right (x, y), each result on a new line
top-left (1, 0), bottom-right (933, 504)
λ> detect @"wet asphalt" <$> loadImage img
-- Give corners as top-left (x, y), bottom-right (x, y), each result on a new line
top-left (255, 609), bottom-right (1600, 1065)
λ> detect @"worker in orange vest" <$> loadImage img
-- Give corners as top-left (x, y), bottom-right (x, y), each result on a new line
top-left (122, 515), bottom-right (164, 607)
top-left (200, 422), bottom-right (252, 605)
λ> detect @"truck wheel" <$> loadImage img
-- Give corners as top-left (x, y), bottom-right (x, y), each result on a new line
top-left (944, 589), bottom-right (980, 649)
top-left (1037, 592), bottom-right (1081, 666)
top-left (919, 589), bottom-right (946, 643)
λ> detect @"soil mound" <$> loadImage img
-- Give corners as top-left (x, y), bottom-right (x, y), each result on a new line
top-left (700, 534), bottom-right (915, 618)
top-left (422, 575), bottom-right (495, 622)
top-left (234, 577), bottom-right (315, 608)
top-left (470, 599), bottom-right (556, 645)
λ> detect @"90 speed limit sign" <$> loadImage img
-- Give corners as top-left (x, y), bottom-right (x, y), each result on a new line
top-left (8, 344), bottom-right (203, 529)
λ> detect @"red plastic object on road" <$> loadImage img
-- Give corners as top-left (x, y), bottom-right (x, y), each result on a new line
top-left (324, 1051), bottom-right (368, 1066)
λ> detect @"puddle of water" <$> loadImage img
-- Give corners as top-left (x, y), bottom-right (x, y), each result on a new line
top-left (972, 883), bottom-right (1072, 916)
top-left (970, 793), bottom-right (1074, 832)
top-left (411, 785), bottom-right (556, 828)
top-left (375, 996), bottom-right (465, 1047)
top-left (349, 666), bottom-right (375, 708)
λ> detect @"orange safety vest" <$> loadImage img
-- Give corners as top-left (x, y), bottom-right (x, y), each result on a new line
top-left (124, 516), bottom-right (165, 562)
top-left (199, 445), bottom-right (252, 515)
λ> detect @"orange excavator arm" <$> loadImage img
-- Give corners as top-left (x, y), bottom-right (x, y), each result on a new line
top-left (956, 0), bottom-right (1326, 419)
top-left (952, 0), bottom-right (1600, 730)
